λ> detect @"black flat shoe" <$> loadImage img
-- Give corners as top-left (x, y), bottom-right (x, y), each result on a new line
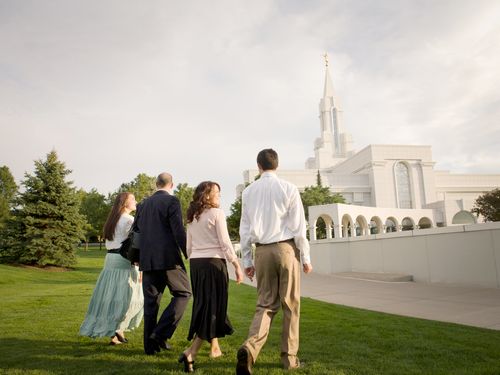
top-left (115, 332), bottom-right (128, 343)
top-left (178, 353), bottom-right (195, 373)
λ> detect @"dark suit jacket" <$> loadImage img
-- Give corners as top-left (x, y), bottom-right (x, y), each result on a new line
top-left (134, 190), bottom-right (187, 271)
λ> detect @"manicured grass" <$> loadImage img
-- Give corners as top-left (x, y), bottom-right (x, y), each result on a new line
top-left (1, 249), bottom-right (500, 374)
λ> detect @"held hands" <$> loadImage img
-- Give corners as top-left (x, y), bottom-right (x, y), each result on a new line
top-left (234, 265), bottom-right (244, 284)
top-left (231, 260), bottom-right (245, 284)
top-left (303, 263), bottom-right (313, 274)
top-left (244, 266), bottom-right (256, 282)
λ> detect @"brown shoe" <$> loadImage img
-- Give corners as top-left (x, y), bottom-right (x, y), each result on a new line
top-left (283, 357), bottom-right (303, 370)
top-left (236, 347), bottom-right (253, 375)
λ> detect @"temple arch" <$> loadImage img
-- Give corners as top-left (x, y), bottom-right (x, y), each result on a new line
top-left (452, 210), bottom-right (476, 225)
top-left (402, 217), bottom-right (415, 231)
top-left (385, 217), bottom-right (398, 232)
top-left (370, 216), bottom-right (383, 234)
top-left (341, 214), bottom-right (354, 237)
top-left (313, 214), bottom-right (334, 240)
top-left (418, 217), bottom-right (433, 229)
top-left (355, 215), bottom-right (369, 236)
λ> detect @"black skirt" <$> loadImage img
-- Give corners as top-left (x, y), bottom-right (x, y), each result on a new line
top-left (188, 258), bottom-right (234, 341)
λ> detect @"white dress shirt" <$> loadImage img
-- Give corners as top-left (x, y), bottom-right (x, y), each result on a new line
top-left (239, 171), bottom-right (311, 268)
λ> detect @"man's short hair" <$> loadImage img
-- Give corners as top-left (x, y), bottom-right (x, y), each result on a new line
top-left (156, 172), bottom-right (172, 188)
top-left (257, 149), bottom-right (279, 171)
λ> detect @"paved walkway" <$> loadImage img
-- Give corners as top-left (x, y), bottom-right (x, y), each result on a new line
top-left (229, 265), bottom-right (500, 331)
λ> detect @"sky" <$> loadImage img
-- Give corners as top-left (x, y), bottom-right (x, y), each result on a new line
top-left (1, 0), bottom-right (500, 213)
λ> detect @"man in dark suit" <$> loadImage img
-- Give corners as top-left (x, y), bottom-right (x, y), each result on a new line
top-left (134, 172), bottom-right (192, 355)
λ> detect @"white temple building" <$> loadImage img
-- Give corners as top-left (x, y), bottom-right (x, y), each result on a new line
top-left (240, 56), bottom-right (500, 240)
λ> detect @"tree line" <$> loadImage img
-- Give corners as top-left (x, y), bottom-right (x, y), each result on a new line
top-left (0, 151), bottom-right (197, 267)
top-left (1, 150), bottom-right (497, 268)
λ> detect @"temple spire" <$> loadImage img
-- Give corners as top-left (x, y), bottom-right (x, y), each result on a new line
top-left (305, 53), bottom-right (354, 169)
top-left (323, 53), bottom-right (335, 98)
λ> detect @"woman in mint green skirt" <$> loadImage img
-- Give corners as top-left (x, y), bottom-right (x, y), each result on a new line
top-left (79, 192), bottom-right (144, 345)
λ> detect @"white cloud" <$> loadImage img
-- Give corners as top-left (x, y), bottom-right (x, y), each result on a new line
top-left (1, 0), bottom-right (500, 211)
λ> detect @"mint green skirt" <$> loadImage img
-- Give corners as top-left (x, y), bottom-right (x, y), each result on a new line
top-left (79, 253), bottom-right (144, 338)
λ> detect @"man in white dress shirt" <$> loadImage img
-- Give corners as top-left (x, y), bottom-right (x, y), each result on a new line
top-left (236, 149), bottom-right (313, 374)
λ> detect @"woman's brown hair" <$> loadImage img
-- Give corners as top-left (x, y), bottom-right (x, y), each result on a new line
top-left (186, 181), bottom-right (220, 223)
top-left (103, 192), bottom-right (131, 241)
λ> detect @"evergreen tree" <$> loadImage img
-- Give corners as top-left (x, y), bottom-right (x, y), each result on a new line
top-left (316, 170), bottom-right (322, 187)
top-left (471, 188), bottom-right (500, 222)
top-left (0, 151), bottom-right (86, 266)
top-left (0, 166), bottom-right (17, 228)
top-left (0, 210), bottom-right (25, 263)
top-left (174, 183), bottom-right (194, 226)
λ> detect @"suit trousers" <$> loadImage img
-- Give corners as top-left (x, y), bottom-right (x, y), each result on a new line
top-left (242, 241), bottom-right (301, 369)
top-left (142, 266), bottom-right (192, 354)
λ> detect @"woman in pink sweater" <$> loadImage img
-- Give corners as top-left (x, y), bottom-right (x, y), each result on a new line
top-left (178, 181), bottom-right (244, 373)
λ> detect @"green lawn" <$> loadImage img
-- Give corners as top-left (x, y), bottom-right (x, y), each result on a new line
top-left (0, 249), bottom-right (499, 374)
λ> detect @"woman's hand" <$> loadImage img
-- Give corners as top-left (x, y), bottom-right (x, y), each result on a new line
top-left (233, 262), bottom-right (244, 284)
top-left (235, 267), bottom-right (244, 284)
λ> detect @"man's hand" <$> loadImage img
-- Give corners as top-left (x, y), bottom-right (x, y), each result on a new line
top-left (303, 263), bottom-right (313, 274)
top-left (245, 266), bottom-right (255, 281)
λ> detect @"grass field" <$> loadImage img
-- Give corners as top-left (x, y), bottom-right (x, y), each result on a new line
top-left (1, 248), bottom-right (500, 374)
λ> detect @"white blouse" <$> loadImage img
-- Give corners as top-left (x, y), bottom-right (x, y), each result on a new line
top-left (187, 207), bottom-right (238, 263)
top-left (105, 213), bottom-right (134, 250)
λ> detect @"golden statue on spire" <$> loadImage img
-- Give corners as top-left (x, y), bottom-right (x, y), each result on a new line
top-left (323, 52), bottom-right (329, 67)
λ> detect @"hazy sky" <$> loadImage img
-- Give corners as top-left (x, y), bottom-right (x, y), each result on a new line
top-left (1, 0), bottom-right (500, 212)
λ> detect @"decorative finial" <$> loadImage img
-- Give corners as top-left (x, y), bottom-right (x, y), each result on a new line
top-left (323, 52), bottom-right (329, 67)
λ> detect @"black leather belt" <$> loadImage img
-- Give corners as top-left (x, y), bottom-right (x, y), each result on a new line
top-left (107, 249), bottom-right (121, 254)
top-left (255, 239), bottom-right (294, 247)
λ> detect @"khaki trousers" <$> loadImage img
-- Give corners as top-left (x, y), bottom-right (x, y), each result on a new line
top-left (242, 241), bottom-right (301, 369)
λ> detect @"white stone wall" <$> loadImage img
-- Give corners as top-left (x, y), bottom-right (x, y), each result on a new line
top-left (434, 171), bottom-right (500, 188)
top-left (309, 202), bottom-right (437, 239)
top-left (309, 222), bottom-right (500, 288)
top-left (324, 144), bottom-right (372, 174)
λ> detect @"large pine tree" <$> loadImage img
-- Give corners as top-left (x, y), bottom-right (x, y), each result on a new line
top-left (0, 150), bottom-right (86, 267)
top-left (0, 165), bottom-right (18, 228)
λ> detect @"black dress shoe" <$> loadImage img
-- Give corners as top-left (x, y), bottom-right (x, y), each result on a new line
top-left (145, 345), bottom-right (160, 355)
top-left (178, 353), bottom-right (195, 373)
top-left (115, 332), bottom-right (128, 343)
top-left (144, 340), bottom-right (161, 355)
top-left (149, 332), bottom-right (172, 350)
top-left (236, 347), bottom-right (252, 375)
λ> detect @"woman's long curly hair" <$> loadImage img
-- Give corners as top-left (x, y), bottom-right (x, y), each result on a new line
top-left (103, 192), bottom-right (131, 241)
top-left (186, 181), bottom-right (220, 223)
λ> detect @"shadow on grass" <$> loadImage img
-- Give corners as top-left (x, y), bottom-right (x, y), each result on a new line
top-left (0, 337), bottom-right (303, 375)
top-left (0, 338), bottom-right (185, 374)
